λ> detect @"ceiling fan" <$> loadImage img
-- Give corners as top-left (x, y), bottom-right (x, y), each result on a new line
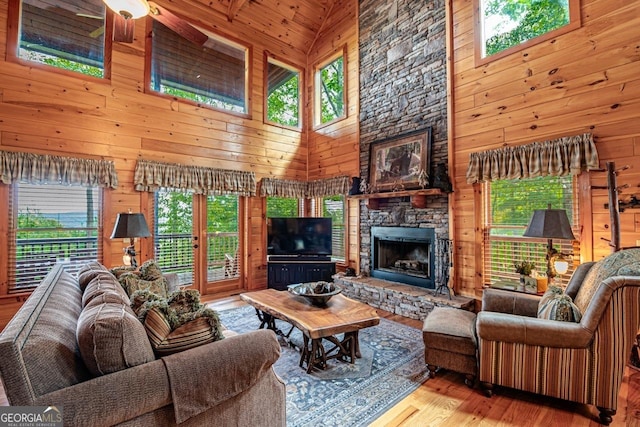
top-left (100, 0), bottom-right (209, 45)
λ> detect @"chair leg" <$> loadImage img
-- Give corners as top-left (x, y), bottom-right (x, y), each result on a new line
top-left (597, 407), bottom-right (615, 426)
top-left (480, 381), bottom-right (493, 397)
top-left (464, 374), bottom-right (475, 388)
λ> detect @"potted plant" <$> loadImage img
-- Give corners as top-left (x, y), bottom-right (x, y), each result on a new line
top-left (514, 261), bottom-right (536, 291)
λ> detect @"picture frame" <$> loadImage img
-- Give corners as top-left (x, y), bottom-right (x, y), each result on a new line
top-left (369, 127), bottom-right (432, 193)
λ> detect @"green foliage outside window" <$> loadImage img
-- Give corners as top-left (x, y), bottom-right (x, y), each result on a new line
top-left (483, 0), bottom-right (570, 57)
top-left (266, 197), bottom-right (298, 218)
top-left (319, 56), bottom-right (345, 124)
top-left (267, 73), bottom-right (300, 127)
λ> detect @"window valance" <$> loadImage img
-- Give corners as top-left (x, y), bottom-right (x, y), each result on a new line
top-left (0, 150), bottom-right (118, 188)
top-left (134, 160), bottom-right (256, 196)
top-left (259, 176), bottom-right (350, 198)
top-left (466, 133), bottom-right (599, 184)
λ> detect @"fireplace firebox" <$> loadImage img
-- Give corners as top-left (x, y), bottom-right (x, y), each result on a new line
top-left (371, 226), bottom-right (435, 289)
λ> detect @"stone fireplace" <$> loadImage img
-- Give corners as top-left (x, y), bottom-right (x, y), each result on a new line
top-left (370, 226), bottom-right (435, 289)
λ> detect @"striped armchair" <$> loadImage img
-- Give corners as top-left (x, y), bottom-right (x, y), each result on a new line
top-left (477, 248), bottom-right (640, 425)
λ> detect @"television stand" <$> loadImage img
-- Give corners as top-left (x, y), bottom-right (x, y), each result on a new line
top-left (267, 257), bottom-right (335, 291)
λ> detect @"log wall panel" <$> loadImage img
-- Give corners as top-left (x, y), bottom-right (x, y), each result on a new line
top-left (451, 0), bottom-right (640, 298)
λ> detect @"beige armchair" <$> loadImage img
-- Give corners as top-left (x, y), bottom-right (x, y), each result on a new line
top-left (477, 248), bottom-right (640, 425)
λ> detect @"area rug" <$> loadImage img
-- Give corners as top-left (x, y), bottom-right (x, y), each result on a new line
top-left (218, 305), bottom-right (430, 427)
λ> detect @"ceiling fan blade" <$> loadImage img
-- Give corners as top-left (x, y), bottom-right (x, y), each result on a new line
top-left (113, 13), bottom-right (135, 43)
top-left (148, 2), bottom-right (208, 46)
top-left (90, 26), bottom-right (105, 38)
top-left (77, 13), bottom-right (103, 20)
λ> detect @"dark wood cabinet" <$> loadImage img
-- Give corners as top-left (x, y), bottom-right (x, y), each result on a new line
top-left (267, 260), bottom-right (336, 291)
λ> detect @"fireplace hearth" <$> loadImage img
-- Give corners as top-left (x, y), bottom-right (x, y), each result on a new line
top-left (371, 226), bottom-right (435, 289)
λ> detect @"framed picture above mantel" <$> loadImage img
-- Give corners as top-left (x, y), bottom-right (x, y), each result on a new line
top-left (369, 127), bottom-right (432, 193)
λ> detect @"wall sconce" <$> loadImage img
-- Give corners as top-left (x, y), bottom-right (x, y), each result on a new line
top-left (110, 212), bottom-right (151, 268)
top-left (102, 0), bottom-right (150, 19)
top-left (523, 207), bottom-right (575, 281)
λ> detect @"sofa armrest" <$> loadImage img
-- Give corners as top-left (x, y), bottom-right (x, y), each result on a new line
top-left (34, 359), bottom-right (172, 426)
top-left (476, 311), bottom-right (592, 348)
top-left (163, 329), bottom-right (281, 424)
top-left (481, 288), bottom-right (541, 317)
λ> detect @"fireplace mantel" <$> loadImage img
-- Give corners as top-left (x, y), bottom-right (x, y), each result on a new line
top-left (349, 188), bottom-right (444, 209)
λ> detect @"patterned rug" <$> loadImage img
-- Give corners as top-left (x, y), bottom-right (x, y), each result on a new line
top-left (218, 305), bottom-right (430, 427)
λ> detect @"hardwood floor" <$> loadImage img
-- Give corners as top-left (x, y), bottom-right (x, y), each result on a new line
top-left (1, 295), bottom-right (639, 426)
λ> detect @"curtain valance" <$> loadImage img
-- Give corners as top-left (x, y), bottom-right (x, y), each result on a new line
top-left (259, 176), bottom-right (350, 198)
top-left (134, 160), bottom-right (256, 196)
top-left (0, 150), bottom-right (118, 188)
top-left (465, 133), bottom-right (599, 184)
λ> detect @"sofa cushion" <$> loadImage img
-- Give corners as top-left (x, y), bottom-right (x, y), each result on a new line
top-left (537, 286), bottom-right (582, 322)
top-left (573, 248), bottom-right (640, 313)
top-left (82, 275), bottom-right (130, 308)
top-left (77, 303), bottom-right (156, 376)
top-left (143, 307), bottom-right (224, 356)
top-left (78, 268), bottom-right (113, 292)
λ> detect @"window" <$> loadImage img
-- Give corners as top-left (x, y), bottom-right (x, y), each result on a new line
top-left (314, 49), bottom-right (346, 126)
top-left (484, 175), bottom-right (578, 286)
top-left (265, 56), bottom-right (301, 129)
top-left (475, 0), bottom-right (580, 62)
top-left (322, 195), bottom-right (345, 261)
top-left (9, 183), bottom-right (101, 291)
top-left (11, 0), bottom-right (109, 78)
top-left (149, 18), bottom-right (249, 114)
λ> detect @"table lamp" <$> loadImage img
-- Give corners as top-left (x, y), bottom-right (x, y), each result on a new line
top-left (523, 207), bottom-right (575, 281)
top-left (110, 212), bottom-right (151, 268)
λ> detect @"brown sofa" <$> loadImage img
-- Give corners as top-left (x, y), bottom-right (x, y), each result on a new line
top-left (0, 263), bottom-right (286, 426)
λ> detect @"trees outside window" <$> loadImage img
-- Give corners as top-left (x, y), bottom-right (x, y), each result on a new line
top-left (266, 57), bottom-right (301, 129)
top-left (322, 195), bottom-right (345, 261)
top-left (314, 49), bottom-right (346, 126)
top-left (477, 0), bottom-right (579, 61)
top-left (484, 175), bottom-right (578, 285)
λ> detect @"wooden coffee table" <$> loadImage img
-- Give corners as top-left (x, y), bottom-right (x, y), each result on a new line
top-left (240, 288), bottom-right (380, 373)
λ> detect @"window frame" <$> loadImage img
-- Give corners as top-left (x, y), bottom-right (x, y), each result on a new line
top-left (482, 175), bottom-right (580, 287)
top-left (7, 0), bottom-right (113, 81)
top-left (313, 45), bottom-right (348, 129)
top-left (473, 0), bottom-right (581, 66)
top-left (263, 53), bottom-right (303, 131)
top-left (145, 14), bottom-right (252, 117)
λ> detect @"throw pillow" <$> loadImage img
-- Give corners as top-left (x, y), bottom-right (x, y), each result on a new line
top-left (109, 266), bottom-right (137, 278)
top-left (76, 302), bottom-right (156, 376)
top-left (119, 272), bottom-right (168, 299)
top-left (537, 288), bottom-right (582, 322)
top-left (139, 260), bottom-right (164, 281)
top-left (143, 307), bottom-right (224, 356)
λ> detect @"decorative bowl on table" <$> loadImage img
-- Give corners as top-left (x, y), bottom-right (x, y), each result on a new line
top-left (288, 281), bottom-right (342, 306)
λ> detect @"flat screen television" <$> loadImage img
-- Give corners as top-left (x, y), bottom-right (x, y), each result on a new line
top-left (267, 217), bottom-right (332, 256)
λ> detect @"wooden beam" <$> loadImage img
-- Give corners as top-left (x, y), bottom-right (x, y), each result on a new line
top-left (227, 0), bottom-right (248, 22)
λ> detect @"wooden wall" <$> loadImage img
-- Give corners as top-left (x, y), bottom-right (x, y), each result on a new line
top-left (0, 0), bottom-right (360, 323)
top-left (450, 0), bottom-right (640, 298)
top-left (307, 0), bottom-right (361, 269)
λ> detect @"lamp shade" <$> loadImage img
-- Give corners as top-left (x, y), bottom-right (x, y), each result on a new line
top-left (102, 0), bottom-right (150, 19)
top-left (110, 213), bottom-right (151, 239)
top-left (523, 208), bottom-right (576, 240)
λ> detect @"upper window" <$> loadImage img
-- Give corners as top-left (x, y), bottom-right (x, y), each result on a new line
top-left (11, 0), bottom-right (109, 78)
top-left (9, 183), bottom-right (101, 291)
top-left (314, 48), bottom-right (346, 127)
top-left (265, 56), bottom-right (301, 129)
top-left (149, 18), bottom-right (249, 114)
top-left (483, 175), bottom-right (578, 287)
top-left (476, 0), bottom-right (580, 63)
